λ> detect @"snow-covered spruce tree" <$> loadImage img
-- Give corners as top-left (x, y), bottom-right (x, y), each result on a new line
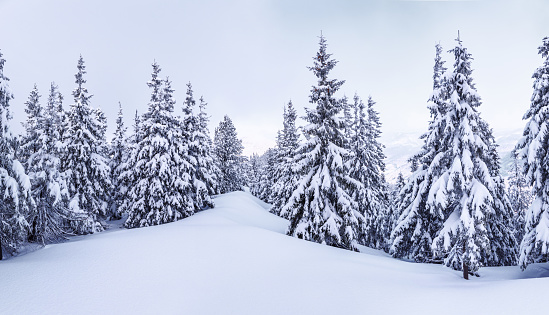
top-left (19, 85), bottom-right (42, 166)
top-left (255, 148), bottom-right (278, 202)
top-left (0, 51), bottom-right (33, 258)
top-left (25, 83), bottom-right (73, 244)
top-left (351, 95), bottom-right (389, 250)
top-left (197, 96), bottom-right (219, 196)
top-left (271, 100), bottom-right (301, 218)
top-left (183, 83), bottom-right (214, 210)
top-left (62, 56), bottom-right (112, 234)
top-left (507, 149), bottom-right (532, 245)
top-left (213, 115), bottom-right (244, 194)
top-left (121, 63), bottom-right (194, 228)
top-left (391, 38), bottom-right (516, 275)
top-left (248, 153), bottom-right (262, 196)
top-left (516, 36), bottom-right (549, 269)
top-left (108, 103), bottom-right (127, 220)
top-left (283, 34), bottom-right (362, 250)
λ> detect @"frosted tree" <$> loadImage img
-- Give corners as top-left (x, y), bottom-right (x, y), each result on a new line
top-left (0, 51), bottom-right (32, 258)
top-left (391, 37), bottom-right (516, 277)
top-left (516, 36), bottom-right (549, 269)
top-left (62, 56), bottom-right (112, 234)
top-left (25, 84), bottom-right (73, 244)
top-left (271, 100), bottom-right (301, 218)
top-left (108, 103), bottom-right (127, 220)
top-left (255, 148), bottom-right (278, 202)
top-left (121, 62), bottom-right (194, 228)
top-left (247, 153), bottom-right (262, 196)
top-left (506, 149), bottom-right (532, 244)
top-left (214, 115), bottom-right (244, 194)
top-left (197, 96), bottom-right (219, 196)
top-left (346, 94), bottom-right (388, 249)
top-left (283, 34), bottom-right (361, 250)
top-left (183, 83), bottom-right (215, 210)
top-left (19, 85), bottom-right (42, 165)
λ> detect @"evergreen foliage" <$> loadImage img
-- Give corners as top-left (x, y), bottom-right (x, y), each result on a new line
top-left (283, 34), bottom-right (361, 250)
top-left (183, 83), bottom-right (215, 210)
top-left (62, 56), bottom-right (112, 234)
top-left (108, 103), bottom-right (127, 220)
top-left (516, 36), bottom-right (549, 269)
top-left (121, 62), bottom-right (194, 228)
top-left (213, 115), bottom-right (244, 194)
top-left (0, 51), bottom-right (32, 258)
top-left (391, 38), bottom-right (516, 273)
top-left (271, 101), bottom-right (301, 218)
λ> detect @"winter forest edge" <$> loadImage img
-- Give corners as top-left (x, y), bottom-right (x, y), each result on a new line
top-left (1, 33), bottom-right (548, 280)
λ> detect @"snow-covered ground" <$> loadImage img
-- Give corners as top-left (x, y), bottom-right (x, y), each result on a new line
top-left (1, 191), bottom-right (548, 315)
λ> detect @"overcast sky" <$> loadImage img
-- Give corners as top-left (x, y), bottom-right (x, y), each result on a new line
top-left (0, 0), bottom-right (547, 155)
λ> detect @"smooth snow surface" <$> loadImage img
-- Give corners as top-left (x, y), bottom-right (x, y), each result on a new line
top-left (1, 191), bottom-right (548, 314)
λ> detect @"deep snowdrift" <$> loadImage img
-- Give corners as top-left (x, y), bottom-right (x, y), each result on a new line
top-left (1, 191), bottom-right (548, 314)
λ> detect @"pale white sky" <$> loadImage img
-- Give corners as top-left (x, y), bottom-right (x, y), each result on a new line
top-left (0, 0), bottom-right (547, 155)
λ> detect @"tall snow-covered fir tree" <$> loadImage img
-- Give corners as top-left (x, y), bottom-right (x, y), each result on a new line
top-left (391, 37), bottom-right (516, 275)
top-left (255, 148), bottom-right (278, 202)
top-left (0, 50), bottom-right (33, 258)
top-left (507, 149), bottom-right (532, 245)
top-left (19, 85), bottom-right (42, 166)
top-left (62, 56), bottom-right (112, 234)
top-left (347, 94), bottom-right (389, 249)
top-left (108, 103), bottom-right (127, 220)
top-left (121, 62), bottom-right (194, 228)
top-left (516, 36), bottom-right (549, 269)
top-left (214, 115), bottom-right (244, 194)
top-left (271, 100), bottom-right (301, 218)
top-left (182, 83), bottom-right (215, 210)
top-left (25, 83), bottom-right (73, 244)
top-left (197, 96), bottom-right (219, 196)
top-left (283, 34), bottom-right (362, 251)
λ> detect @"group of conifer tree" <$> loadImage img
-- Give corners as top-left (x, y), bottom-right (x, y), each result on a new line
top-left (250, 33), bottom-right (549, 276)
top-left (2, 33), bottom-right (549, 276)
top-left (0, 54), bottom-right (246, 259)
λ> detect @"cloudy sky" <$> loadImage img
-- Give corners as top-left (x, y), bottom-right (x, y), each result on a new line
top-left (0, 0), bottom-right (547, 154)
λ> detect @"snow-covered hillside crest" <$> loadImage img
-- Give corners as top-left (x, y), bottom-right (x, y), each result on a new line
top-left (391, 36), bottom-right (517, 273)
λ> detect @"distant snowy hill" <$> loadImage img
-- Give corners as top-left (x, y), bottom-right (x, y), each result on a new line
top-left (383, 128), bottom-right (523, 183)
top-left (1, 191), bottom-right (548, 315)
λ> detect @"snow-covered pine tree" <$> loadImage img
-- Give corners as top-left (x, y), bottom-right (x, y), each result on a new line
top-left (271, 100), bottom-right (301, 218)
top-left (0, 50), bottom-right (33, 258)
top-left (255, 148), bottom-right (277, 202)
top-left (121, 63), bottom-right (194, 228)
top-left (391, 43), bottom-right (448, 263)
top-left (213, 115), bottom-right (245, 194)
top-left (197, 96), bottom-right (219, 196)
top-left (183, 83), bottom-right (214, 210)
top-left (25, 83), bottom-right (73, 244)
top-left (108, 103), bottom-right (127, 220)
top-left (354, 95), bottom-right (389, 249)
top-left (516, 36), bottom-right (549, 269)
top-left (62, 56), bottom-right (112, 234)
top-left (391, 37), bottom-right (516, 275)
top-left (248, 153), bottom-right (262, 196)
top-left (283, 34), bottom-right (361, 250)
top-left (507, 149), bottom-right (532, 245)
top-left (19, 85), bottom-right (42, 166)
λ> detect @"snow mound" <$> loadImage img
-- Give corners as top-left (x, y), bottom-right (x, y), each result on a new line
top-left (0, 191), bottom-right (548, 315)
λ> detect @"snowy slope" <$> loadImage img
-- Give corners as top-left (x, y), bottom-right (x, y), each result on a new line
top-left (1, 191), bottom-right (548, 315)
